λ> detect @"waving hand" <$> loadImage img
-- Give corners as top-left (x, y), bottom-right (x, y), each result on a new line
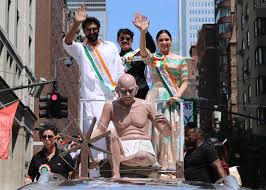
top-left (133, 12), bottom-right (149, 31)
top-left (75, 5), bottom-right (87, 22)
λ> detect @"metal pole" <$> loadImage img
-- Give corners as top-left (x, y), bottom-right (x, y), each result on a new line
top-left (80, 100), bottom-right (84, 133)
top-left (0, 80), bottom-right (56, 93)
top-left (179, 100), bottom-right (184, 162)
top-left (54, 57), bottom-right (69, 79)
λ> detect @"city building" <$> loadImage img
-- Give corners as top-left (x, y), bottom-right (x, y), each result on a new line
top-left (66, 0), bottom-right (107, 40)
top-left (237, 0), bottom-right (266, 133)
top-left (186, 0), bottom-right (266, 188)
top-left (215, 0), bottom-right (233, 113)
top-left (236, 0), bottom-right (266, 187)
top-left (34, 0), bottom-right (80, 152)
top-left (195, 24), bottom-right (219, 134)
top-left (178, 0), bottom-right (215, 56)
top-left (0, 0), bottom-right (36, 189)
top-left (228, 0), bottom-right (238, 123)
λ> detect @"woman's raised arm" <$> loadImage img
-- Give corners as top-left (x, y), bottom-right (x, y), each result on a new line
top-left (133, 13), bottom-right (149, 58)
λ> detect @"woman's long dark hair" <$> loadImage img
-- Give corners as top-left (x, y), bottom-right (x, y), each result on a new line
top-left (156, 29), bottom-right (172, 41)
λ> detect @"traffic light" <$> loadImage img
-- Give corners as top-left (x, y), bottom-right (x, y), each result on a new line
top-left (58, 95), bottom-right (68, 118)
top-left (39, 95), bottom-right (49, 118)
top-left (49, 92), bottom-right (61, 118)
top-left (38, 92), bottom-right (68, 119)
top-left (49, 92), bottom-right (68, 119)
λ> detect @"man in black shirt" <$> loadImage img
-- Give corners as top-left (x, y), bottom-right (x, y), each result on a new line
top-left (184, 127), bottom-right (226, 183)
top-left (24, 124), bottom-right (74, 184)
top-left (117, 28), bottom-right (156, 99)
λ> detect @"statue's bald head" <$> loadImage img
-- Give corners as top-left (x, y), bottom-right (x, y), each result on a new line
top-left (117, 74), bottom-right (136, 89)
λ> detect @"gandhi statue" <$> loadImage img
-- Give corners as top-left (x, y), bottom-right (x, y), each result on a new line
top-left (91, 74), bottom-right (172, 178)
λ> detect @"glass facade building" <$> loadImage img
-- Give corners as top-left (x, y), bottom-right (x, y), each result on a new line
top-left (66, 0), bottom-right (107, 40)
top-left (178, 0), bottom-right (215, 56)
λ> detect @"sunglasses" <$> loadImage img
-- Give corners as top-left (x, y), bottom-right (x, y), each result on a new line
top-left (41, 135), bottom-right (54, 140)
top-left (117, 88), bottom-right (135, 95)
top-left (119, 37), bottom-right (131, 42)
top-left (85, 27), bottom-right (98, 33)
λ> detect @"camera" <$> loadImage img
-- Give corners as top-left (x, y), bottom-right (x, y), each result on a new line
top-left (64, 57), bottom-right (73, 67)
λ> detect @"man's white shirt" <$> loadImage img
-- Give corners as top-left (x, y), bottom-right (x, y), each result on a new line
top-left (63, 39), bottom-right (124, 100)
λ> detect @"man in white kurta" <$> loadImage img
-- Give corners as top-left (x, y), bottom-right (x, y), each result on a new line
top-left (63, 6), bottom-right (124, 175)
top-left (63, 39), bottom-right (123, 129)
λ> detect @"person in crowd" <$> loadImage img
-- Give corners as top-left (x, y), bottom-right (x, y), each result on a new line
top-left (24, 124), bottom-right (74, 184)
top-left (68, 135), bottom-right (81, 161)
top-left (63, 5), bottom-right (124, 166)
top-left (133, 13), bottom-right (190, 171)
top-left (117, 27), bottom-right (156, 99)
top-left (91, 74), bottom-right (172, 178)
top-left (63, 5), bottom-right (124, 132)
top-left (184, 127), bottom-right (227, 183)
top-left (213, 138), bottom-right (229, 175)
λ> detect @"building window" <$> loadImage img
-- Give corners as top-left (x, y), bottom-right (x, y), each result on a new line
top-left (248, 85), bottom-right (252, 102)
top-left (256, 76), bottom-right (266, 95)
top-left (0, 41), bottom-right (3, 56)
top-left (247, 31), bottom-right (250, 48)
top-left (246, 58), bottom-right (250, 73)
top-left (243, 91), bottom-right (247, 111)
top-left (218, 23), bottom-right (231, 34)
top-left (254, 0), bottom-right (257, 8)
top-left (257, 107), bottom-right (266, 126)
top-left (245, 5), bottom-right (249, 20)
top-left (215, 6), bottom-right (231, 23)
top-left (249, 114), bottom-right (252, 129)
top-left (244, 119), bottom-right (248, 130)
top-left (241, 14), bottom-right (245, 29)
top-left (243, 59), bottom-right (250, 81)
top-left (242, 66), bottom-right (247, 81)
top-left (254, 18), bottom-right (266, 37)
top-left (218, 39), bottom-right (230, 48)
top-left (220, 55), bottom-right (228, 65)
top-left (255, 47), bottom-right (266, 65)
top-left (242, 40), bottom-right (245, 51)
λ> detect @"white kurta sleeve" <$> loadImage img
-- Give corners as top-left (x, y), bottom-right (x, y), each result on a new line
top-left (62, 38), bottom-right (82, 62)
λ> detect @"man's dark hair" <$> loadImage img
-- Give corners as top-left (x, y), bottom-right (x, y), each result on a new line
top-left (187, 126), bottom-right (205, 138)
top-left (39, 123), bottom-right (59, 139)
top-left (117, 28), bottom-right (134, 39)
top-left (82, 17), bottom-right (100, 30)
top-left (186, 122), bottom-right (197, 128)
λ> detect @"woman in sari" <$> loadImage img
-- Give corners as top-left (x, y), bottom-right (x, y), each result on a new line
top-left (133, 13), bottom-right (190, 172)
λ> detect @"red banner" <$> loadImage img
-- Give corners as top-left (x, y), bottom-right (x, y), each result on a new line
top-left (0, 101), bottom-right (19, 159)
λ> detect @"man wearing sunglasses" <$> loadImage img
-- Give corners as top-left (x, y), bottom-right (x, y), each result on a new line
top-left (63, 5), bottom-right (124, 131)
top-left (24, 124), bottom-right (74, 184)
top-left (117, 27), bottom-right (156, 99)
top-left (63, 6), bottom-right (124, 172)
top-left (91, 74), bottom-right (172, 178)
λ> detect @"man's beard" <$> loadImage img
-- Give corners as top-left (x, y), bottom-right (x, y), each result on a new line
top-left (86, 33), bottom-right (98, 43)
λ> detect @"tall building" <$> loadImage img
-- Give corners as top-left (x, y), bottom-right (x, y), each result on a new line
top-left (236, 1), bottom-right (266, 187)
top-left (178, 0), bottom-right (215, 56)
top-left (237, 0), bottom-right (266, 134)
top-left (0, 0), bottom-right (36, 189)
top-left (66, 0), bottom-right (107, 40)
top-left (215, 0), bottom-right (233, 108)
top-left (194, 24), bottom-right (219, 134)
